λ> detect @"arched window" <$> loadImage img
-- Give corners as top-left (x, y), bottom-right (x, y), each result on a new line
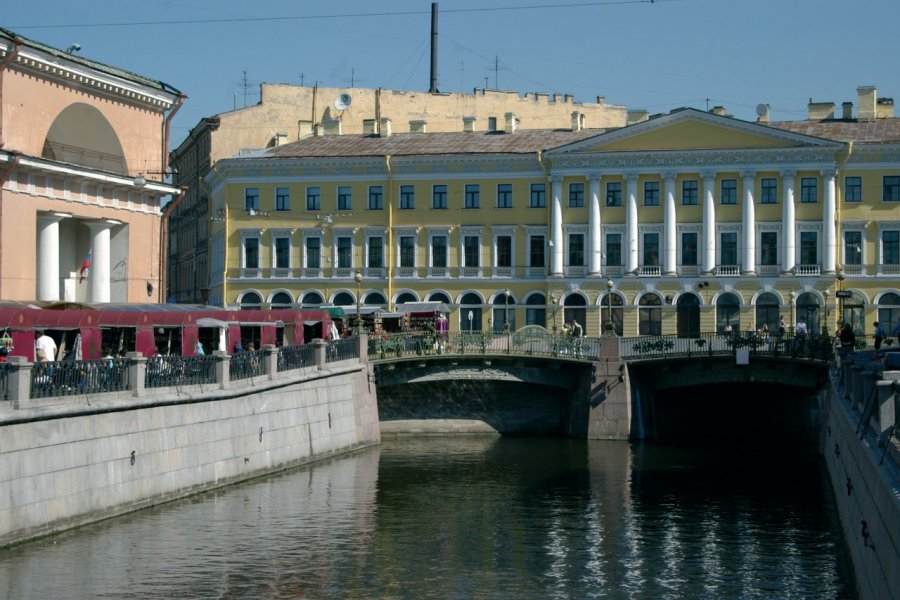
top-left (427, 291), bottom-right (452, 304)
top-left (302, 291), bottom-right (324, 306)
top-left (843, 291), bottom-right (866, 335)
top-left (755, 292), bottom-right (780, 332)
top-left (270, 291), bottom-right (293, 309)
top-left (395, 292), bottom-right (417, 305)
top-left (716, 292), bottom-right (741, 332)
top-left (563, 294), bottom-right (587, 332)
top-left (638, 294), bottom-right (662, 336)
top-left (877, 292), bottom-right (900, 337)
top-left (796, 292), bottom-right (821, 333)
top-left (239, 291), bottom-right (262, 310)
top-left (600, 293), bottom-right (624, 336)
top-left (676, 293), bottom-right (701, 338)
top-left (525, 293), bottom-right (546, 327)
top-left (460, 292), bottom-right (482, 331)
top-left (364, 291), bottom-right (387, 306)
top-left (333, 292), bottom-right (354, 306)
top-left (492, 291), bottom-right (516, 333)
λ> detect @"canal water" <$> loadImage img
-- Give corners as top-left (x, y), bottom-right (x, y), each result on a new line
top-left (0, 436), bottom-right (854, 599)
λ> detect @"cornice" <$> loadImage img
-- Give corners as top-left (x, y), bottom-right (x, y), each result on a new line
top-left (846, 143), bottom-right (900, 164)
top-left (549, 147), bottom-right (838, 172)
top-left (0, 45), bottom-right (178, 111)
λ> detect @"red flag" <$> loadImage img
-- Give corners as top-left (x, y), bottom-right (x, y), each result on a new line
top-left (79, 252), bottom-right (91, 283)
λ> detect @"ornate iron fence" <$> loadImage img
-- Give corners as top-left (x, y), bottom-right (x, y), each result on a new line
top-left (0, 363), bottom-right (8, 401)
top-left (326, 338), bottom-right (359, 363)
top-left (32, 359), bottom-right (130, 398)
top-left (278, 344), bottom-right (316, 372)
top-left (230, 349), bottom-right (266, 381)
top-left (620, 331), bottom-right (835, 362)
top-left (145, 355), bottom-right (217, 389)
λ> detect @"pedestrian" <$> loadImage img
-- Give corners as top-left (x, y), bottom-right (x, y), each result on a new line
top-left (874, 321), bottom-right (885, 350)
top-left (35, 329), bottom-right (57, 362)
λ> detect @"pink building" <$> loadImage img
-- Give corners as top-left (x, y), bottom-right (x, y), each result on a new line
top-left (0, 27), bottom-right (184, 303)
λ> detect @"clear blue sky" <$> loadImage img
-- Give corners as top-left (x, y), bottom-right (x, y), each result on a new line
top-left (7, 0), bottom-right (900, 147)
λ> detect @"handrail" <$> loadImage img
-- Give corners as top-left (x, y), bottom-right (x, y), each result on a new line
top-left (368, 330), bottom-right (601, 362)
top-left (619, 331), bottom-right (835, 362)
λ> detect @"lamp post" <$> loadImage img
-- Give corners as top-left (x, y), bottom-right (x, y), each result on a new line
top-left (468, 310), bottom-right (474, 332)
top-left (789, 289), bottom-right (796, 332)
top-left (503, 289), bottom-right (511, 334)
top-left (837, 269), bottom-right (846, 325)
top-left (823, 289), bottom-right (830, 334)
top-left (605, 279), bottom-right (615, 335)
top-left (354, 270), bottom-right (363, 335)
top-left (550, 293), bottom-right (558, 334)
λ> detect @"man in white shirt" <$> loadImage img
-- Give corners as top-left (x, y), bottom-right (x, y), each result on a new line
top-left (35, 330), bottom-right (57, 361)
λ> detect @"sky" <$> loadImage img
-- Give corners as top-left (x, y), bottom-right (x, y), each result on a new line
top-left (6, 0), bottom-right (900, 148)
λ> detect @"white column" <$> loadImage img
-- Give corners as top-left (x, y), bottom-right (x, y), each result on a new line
top-left (782, 170), bottom-right (796, 273)
top-left (822, 168), bottom-right (837, 274)
top-left (702, 172), bottom-right (717, 274)
top-left (625, 174), bottom-right (639, 274)
top-left (741, 170), bottom-right (756, 275)
top-left (87, 221), bottom-right (112, 303)
top-left (663, 172), bottom-right (677, 275)
top-left (588, 174), bottom-right (602, 276)
top-left (36, 214), bottom-right (65, 301)
top-left (550, 175), bottom-right (564, 277)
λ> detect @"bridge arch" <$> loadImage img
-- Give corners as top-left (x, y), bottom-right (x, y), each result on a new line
top-left (43, 103), bottom-right (128, 175)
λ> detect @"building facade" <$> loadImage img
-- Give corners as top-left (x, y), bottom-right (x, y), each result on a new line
top-left (0, 27), bottom-right (183, 303)
top-left (168, 84), bottom-right (627, 303)
top-left (206, 87), bottom-right (900, 338)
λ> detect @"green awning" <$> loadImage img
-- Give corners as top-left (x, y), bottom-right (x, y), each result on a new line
top-left (321, 306), bottom-right (345, 318)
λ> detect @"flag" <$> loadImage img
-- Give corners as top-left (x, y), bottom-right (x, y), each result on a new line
top-left (79, 252), bottom-right (91, 283)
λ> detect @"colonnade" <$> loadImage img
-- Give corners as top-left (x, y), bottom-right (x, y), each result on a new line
top-left (548, 169), bottom-right (838, 278)
top-left (36, 213), bottom-right (117, 302)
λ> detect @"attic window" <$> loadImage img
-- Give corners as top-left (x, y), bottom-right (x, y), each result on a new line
top-left (488, 117), bottom-right (497, 132)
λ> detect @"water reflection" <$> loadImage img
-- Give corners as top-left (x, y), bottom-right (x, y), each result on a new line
top-left (0, 437), bottom-right (853, 599)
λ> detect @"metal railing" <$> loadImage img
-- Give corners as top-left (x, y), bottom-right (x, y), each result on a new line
top-left (326, 338), bottom-right (359, 363)
top-left (278, 344), bottom-right (316, 372)
top-left (620, 331), bottom-right (836, 362)
top-left (32, 359), bottom-right (130, 398)
top-left (0, 363), bottom-right (9, 400)
top-left (230, 349), bottom-right (266, 381)
top-left (368, 330), bottom-right (602, 361)
top-left (145, 355), bottom-right (217, 389)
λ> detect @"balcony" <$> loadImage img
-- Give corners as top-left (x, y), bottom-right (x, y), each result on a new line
top-left (460, 267), bottom-right (483, 278)
top-left (678, 265), bottom-right (700, 277)
top-left (880, 264), bottom-right (900, 276)
top-left (428, 267), bottom-right (448, 277)
top-left (604, 266), bottom-right (624, 278)
top-left (716, 265), bottom-right (740, 277)
top-left (565, 265), bottom-right (587, 278)
top-left (396, 267), bottom-right (417, 278)
top-left (42, 140), bottom-right (128, 175)
top-left (637, 266), bottom-right (661, 277)
top-left (795, 264), bottom-right (821, 276)
top-left (494, 266), bottom-right (513, 278)
top-left (365, 267), bottom-right (386, 278)
top-left (302, 267), bottom-right (323, 278)
top-left (525, 266), bottom-right (547, 278)
top-left (757, 265), bottom-right (779, 277)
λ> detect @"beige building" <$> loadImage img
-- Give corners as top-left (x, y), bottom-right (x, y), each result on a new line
top-left (168, 83), bottom-right (627, 302)
top-left (0, 27), bottom-right (183, 303)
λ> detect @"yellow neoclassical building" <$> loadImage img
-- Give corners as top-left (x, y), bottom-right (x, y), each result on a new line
top-left (206, 88), bottom-right (900, 338)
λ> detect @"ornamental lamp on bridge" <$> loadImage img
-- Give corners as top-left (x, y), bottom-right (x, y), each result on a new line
top-left (837, 269), bottom-right (846, 323)
top-left (503, 289), bottom-right (511, 334)
top-left (550, 293), bottom-right (558, 334)
top-left (604, 279), bottom-right (616, 336)
top-left (789, 289), bottom-right (796, 332)
top-left (354, 270), bottom-right (363, 335)
top-left (823, 289), bottom-right (831, 334)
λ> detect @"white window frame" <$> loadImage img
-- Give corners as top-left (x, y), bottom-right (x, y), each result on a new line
top-left (239, 229), bottom-right (262, 276)
top-left (796, 221), bottom-right (822, 269)
top-left (427, 226), bottom-right (451, 276)
top-left (270, 228), bottom-right (294, 276)
top-left (300, 228), bottom-right (323, 276)
top-left (331, 227), bottom-right (355, 275)
top-left (491, 225), bottom-right (516, 277)
top-left (459, 226), bottom-right (483, 275)
top-left (395, 227), bottom-right (419, 276)
top-left (638, 224), bottom-right (663, 273)
top-left (876, 221), bottom-right (900, 274)
top-left (715, 223), bottom-right (742, 271)
top-left (364, 227), bottom-right (387, 276)
top-left (840, 222), bottom-right (866, 274)
top-left (756, 224), bottom-right (782, 274)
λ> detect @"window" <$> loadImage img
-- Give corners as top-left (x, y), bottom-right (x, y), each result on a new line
top-left (761, 232), bottom-right (778, 266)
top-left (497, 184), bottom-right (512, 208)
top-left (306, 186), bottom-right (320, 211)
top-left (845, 177), bottom-right (861, 203)
top-left (244, 237), bottom-right (259, 269)
top-left (720, 232), bottom-right (737, 265)
top-left (368, 186), bottom-right (383, 210)
top-left (643, 233), bottom-right (659, 266)
top-left (569, 183), bottom-right (584, 208)
top-left (529, 235), bottom-right (545, 267)
top-left (761, 178), bottom-right (777, 204)
top-left (274, 237), bottom-right (290, 269)
top-left (639, 294), bottom-right (662, 336)
top-left (399, 236), bottom-right (415, 268)
top-left (568, 233), bottom-right (585, 266)
top-left (400, 185), bottom-right (415, 209)
top-left (488, 116), bottom-right (497, 131)
top-left (606, 233), bottom-right (622, 266)
top-left (682, 180), bottom-right (698, 205)
top-left (497, 235), bottom-right (512, 267)
top-left (275, 187), bottom-right (290, 211)
top-left (844, 231), bottom-right (862, 265)
top-left (337, 236), bottom-right (352, 269)
top-left (432, 235), bottom-right (447, 268)
top-left (883, 230), bottom-right (900, 264)
top-left (464, 184), bottom-right (480, 209)
top-left (720, 179), bottom-right (737, 205)
top-left (530, 183), bottom-right (546, 208)
top-left (367, 237), bottom-right (383, 268)
top-left (800, 231), bottom-right (818, 265)
top-left (681, 232), bottom-right (698, 266)
top-left (244, 187), bottom-right (259, 212)
top-left (606, 182), bottom-right (622, 207)
top-left (800, 177), bottom-right (817, 203)
top-left (306, 237), bottom-right (321, 269)
top-left (433, 184), bottom-right (447, 209)
top-left (337, 186), bottom-right (352, 210)
top-left (463, 235), bottom-right (480, 267)
top-left (644, 181), bottom-right (659, 206)
top-left (884, 176), bottom-right (900, 201)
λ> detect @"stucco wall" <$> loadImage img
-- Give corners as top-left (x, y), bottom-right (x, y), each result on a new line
top-left (0, 365), bottom-right (380, 548)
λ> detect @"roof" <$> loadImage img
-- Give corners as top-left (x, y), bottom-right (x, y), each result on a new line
top-left (262, 128), bottom-right (611, 159)
top-left (762, 119), bottom-right (900, 143)
top-left (0, 27), bottom-right (181, 96)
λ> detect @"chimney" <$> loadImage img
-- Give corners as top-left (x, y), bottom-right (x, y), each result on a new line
top-left (323, 117), bottom-right (342, 136)
top-left (409, 119), bottom-right (427, 134)
top-left (877, 97), bottom-right (895, 119)
top-left (463, 116), bottom-right (476, 132)
top-left (380, 117), bottom-right (392, 137)
top-left (298, 120), bottom-right (313, 139)
top-left (710, 106), bottom-right (727, 117)
top-left (363, 119), bottom-right (377, 135)
top-left (857, 86), bottom-right (877, 122)
top-left (841, 102), bottom-right (853, 120)
top-left (807, 101), bottom-right (835, 121)
top-left (627, 110), bottom-right (649, 125)
top-left (504, 112), bottom-right (518, 134)
top-left (273, 131), bottom-right (289, 146)
top-left (571, 111), bottom-right (585, 132)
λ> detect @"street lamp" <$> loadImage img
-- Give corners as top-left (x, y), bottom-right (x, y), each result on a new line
top-left (789, 289), bottom-right (796, 332)
top-left (550, 293), bottom-right (558, 334)
top-left (823, 289), bottom-right (831, 334)
top-left (468, 310), bottom-right (474, 332)
top-left (605, 279), bottom-right (615, 335)
top-left (354, 270), bottom-right (363, 335)
top-left (837, 269), bottom-right (846, 325)
top-left (503, 289), bottom-right (511, 333)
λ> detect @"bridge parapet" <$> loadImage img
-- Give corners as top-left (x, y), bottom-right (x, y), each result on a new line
top-left (621, 331), bottom-right (835, 363)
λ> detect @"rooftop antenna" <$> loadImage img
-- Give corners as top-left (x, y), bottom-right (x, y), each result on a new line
top-left (429, 2), bottom-right (439, 93)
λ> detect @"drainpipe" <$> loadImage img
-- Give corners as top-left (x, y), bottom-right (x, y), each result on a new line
top-left (385, 154), bottom-right (393, 310)
top-left (159, 186), bottom-right (186, 303)
top-left (162, 94), bottom-right (186, 175)
top-left (0, 37), bottom-right (24, 149)
top-left (0, 151), bottom-right (22, 299)
top-left (835, 141), bottom-right (853, 273)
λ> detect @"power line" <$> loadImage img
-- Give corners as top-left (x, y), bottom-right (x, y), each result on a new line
top-left (10, 0), bottom-right (666, 30)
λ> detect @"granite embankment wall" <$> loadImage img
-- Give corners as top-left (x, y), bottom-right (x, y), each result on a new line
top-left (825, 353), bottom-right (900, 600)
top-left (0, 361), bottom-right (379, 548)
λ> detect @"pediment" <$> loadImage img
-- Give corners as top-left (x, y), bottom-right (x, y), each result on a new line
top-left (546, 109), bottom-right (842, 155)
